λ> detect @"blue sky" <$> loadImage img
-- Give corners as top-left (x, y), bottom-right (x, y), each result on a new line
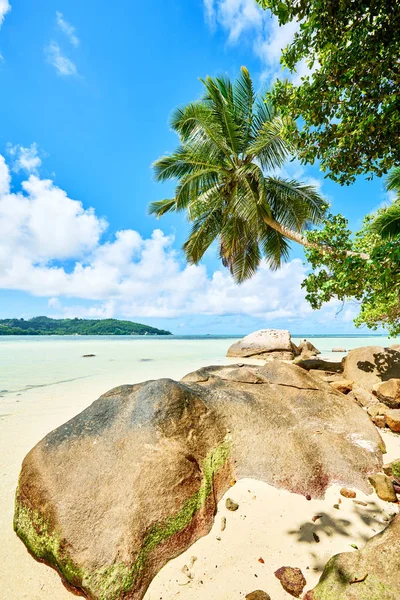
top-left (0, 0), bottom-right (390, 334)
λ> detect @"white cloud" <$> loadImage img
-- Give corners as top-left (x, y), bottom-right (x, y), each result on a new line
top-left (45, 41), bottom-right (77, 76)
top-left (203, 0), bottom-right (316, 83)
top-left (7, 143), bottom-right (42, 174)
top-left (0, 0), bottom-right (10, 28)
top-left (56, 11), bottom-right (79, 47)
top-left (0, 149), bottom-right (344, 324)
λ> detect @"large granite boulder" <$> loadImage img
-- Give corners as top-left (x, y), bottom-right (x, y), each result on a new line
top-left (375, 378), bottom-right (400, 409)
top-left (226, 329), bottom-right (298, 360)
top-left (343, 346), bottom-right (400, 392)
top-left (15, 363), bottom-right (385, 600)
top-left (304, 514), bottom-right (400, 600)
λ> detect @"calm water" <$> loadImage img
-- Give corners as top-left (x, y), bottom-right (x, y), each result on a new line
top-left (0, 334), bottom-right (398, 396)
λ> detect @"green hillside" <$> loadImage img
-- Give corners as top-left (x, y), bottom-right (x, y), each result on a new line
top-left (0, 316), bottom-right (172, 336)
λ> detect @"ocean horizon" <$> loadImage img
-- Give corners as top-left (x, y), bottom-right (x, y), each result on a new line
top-left (1, 333), bottom-right (398, 398)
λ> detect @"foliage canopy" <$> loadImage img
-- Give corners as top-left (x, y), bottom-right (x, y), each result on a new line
top-left (257, 0), bottom-right (400, 184)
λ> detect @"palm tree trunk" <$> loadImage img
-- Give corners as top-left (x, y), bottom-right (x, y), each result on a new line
top-left (262, 215), bottom-right (370, 260)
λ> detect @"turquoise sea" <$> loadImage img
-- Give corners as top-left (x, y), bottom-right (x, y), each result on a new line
top-left (0, 334), bottom-right (398, 397)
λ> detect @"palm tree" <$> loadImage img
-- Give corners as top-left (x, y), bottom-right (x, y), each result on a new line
top-left (149, 68), bottom-right (357, 282)
top-left (371, 167), bottom-right (400, 239)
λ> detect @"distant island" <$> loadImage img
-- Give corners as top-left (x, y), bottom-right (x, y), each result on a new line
top-left (0, 316), bottom-right (172, 336)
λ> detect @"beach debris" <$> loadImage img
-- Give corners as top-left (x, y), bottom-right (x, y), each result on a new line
top-left (350, 544), bottom-right (359, 550)
top-left (189, 556), bottom-right (197, 568)
top-left (306, 494), bottom-right (312, 501)
top-left (82, 354), bottom-right (96, 358)
top-left (350, 573), bottom-right (368, 584)
top-left (245, 591), bottom-right (271, 600)
top-left (225, 497), bottom-right (239, 511)
top-left (220, 516), bottom-right (226, 531)
top-left (353, 500), bottom-right (368, 506)
top-left (340, 488), bottom-right (356, 498)
top-left (333, 504), bottom-right (340, 510)
top-left (181, 564), bottom-right (193, 579)
top-left (274, 566), bottom-right (307, 598)
top-left (312, 514), bottom-right (323, 522)
top-left (313, 532), bottom-right (320, 543)
top-left (258, 557), bottom-right (265, 564)
top-left (369, 473), bottom-right (398, 502)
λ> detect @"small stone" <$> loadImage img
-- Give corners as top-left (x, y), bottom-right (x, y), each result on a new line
top-left (372, 415), bottom-right (387, 428)
top-left (225, 497), bottom-right (239, 511)
top-left (220, 516), bottom-right (226, 531)
top-left (369, 473), bottom-right (398, 502)
top-left (312, 514), bottom-right (323, 522)
top-left (340, 488), bottom-right (356, 499)
top-left (353, 500), bottom-right (368, 506)
top-left (274, 566), bottom-right (307, 598)
top-left (313, 532), bottom-right (320, 543)
top-left (306, 494), bottom-right (312, 501)
top-left (333, 504), bottom-right (340, 510)
top-left (245, 592), bottom-right (271, 600)
top-left (258, 557), bottom-right (265, 564)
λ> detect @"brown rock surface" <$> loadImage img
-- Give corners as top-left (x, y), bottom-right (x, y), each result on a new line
top-left (245, 591), bottom-right (271, 600)
top-left (385, 408), bottom-right (400, 432)
top-left (375, 378), bottom-right (400, 408)
top-left (330, 380), bottom-right (353, 394)
top-left (297, 340), bottom-right (321, 356)
top-left (304, 514), bottom-right (400, 599)
top-left (274, 566), bottom-right (306, 597)
top-left (368, 473), bottom-right (398, 502)
top-left (14, 362), bottom-right (385, 600)
top-left (294, 358), bottom-right (344, 372)
top-left (347, 384), bottom-right (378, 408)
top-left (343, 346), bottom-right (400, 392)
top-left (226, 329), bottom-right (297, 360)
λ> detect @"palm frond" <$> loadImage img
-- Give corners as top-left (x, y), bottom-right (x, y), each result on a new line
top-left (370, 201), bottom-right (400, 239)
top-left (148, 198), bottom-right (177, 218)
top-left (386, 167), bottom-right (400, 193)
top-left (260, 227), bottom-right (291, 270)
top-left (265, 176), bottom-right (326, 229)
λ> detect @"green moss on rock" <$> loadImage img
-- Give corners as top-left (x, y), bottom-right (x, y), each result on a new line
top-left (392, 460), bottom-right (400, 479)
top-left (311, 557), bottom-right (397, 600)
top-left (14, 438), bottom-right (231, 600)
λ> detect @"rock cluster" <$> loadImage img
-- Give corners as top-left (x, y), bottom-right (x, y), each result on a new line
top-left (15, 361), bottom-right (384, 600)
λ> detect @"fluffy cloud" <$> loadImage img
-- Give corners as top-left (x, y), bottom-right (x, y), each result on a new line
top-left (203, 0), bottom-right (316, 82)
top-left (0, 0), bottom-right (10, 27)
top-left (0, 150), bottom-right (343, 324)
top-left (56, 11), bottom-right (79, 47)
top-left (7, 143), bottom-right (42, 174)
top-left (45, 41), bottom-right (77, 76)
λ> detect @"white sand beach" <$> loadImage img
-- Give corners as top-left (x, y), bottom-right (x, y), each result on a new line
top-left (1, 336), bottom-right (399, 600)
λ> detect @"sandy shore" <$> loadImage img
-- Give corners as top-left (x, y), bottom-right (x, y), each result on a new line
top-left (1, 369), bottom-right (399, 600)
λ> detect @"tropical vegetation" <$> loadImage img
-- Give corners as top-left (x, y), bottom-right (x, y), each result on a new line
top-left (303, 170), bottom-right (400, 336)
top-left (256, 0), bottom-right (400, 184)
top-left (0, 316), bottom-right (171, 336)
top-left (150, 67), bottom-right (328, 283)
